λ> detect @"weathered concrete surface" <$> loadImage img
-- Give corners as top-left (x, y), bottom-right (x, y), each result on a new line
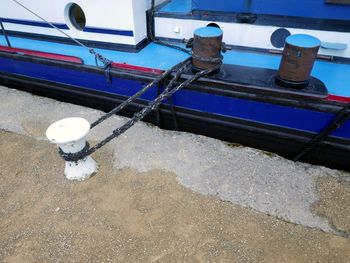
top-left (313, 176), bottom-right (350, 236)
top-left (0, 86), bottom-right (349, 235)
top-left (1, 130), bottom-right (350, 263)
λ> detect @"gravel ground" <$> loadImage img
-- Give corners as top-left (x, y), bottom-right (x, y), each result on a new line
top-left (1, 130), bottom-right (350, 262)
top-left (313, 176), bottom-right (350, 236)
top-left (0, 85), bottom-right (349, 235)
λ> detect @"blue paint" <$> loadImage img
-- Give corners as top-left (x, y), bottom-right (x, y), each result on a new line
top-left (194, 27), bottom-right (223, 37)
top-left (0, 17), bottom-right (69, 30)
top-left (83, 27), bottom-right (134, 37)
top-left (0, 35), bottom-right (189, 70)
top-left (1, 56), bottom-right (349, 140)
top-left (286, 34), bottom-right (320, 48)
top-left (321, 42), bottom-right (347, 50)
top-left (0, 34), bottom-right (349, 97)
top-left (222, 50), bottom-right (350, 97)
top-left (192, 0), bottom-right (350, 21)
top-left (1, 17), bottom-right (134, 37)
top-left (160, 0), bottom-right (192, 13)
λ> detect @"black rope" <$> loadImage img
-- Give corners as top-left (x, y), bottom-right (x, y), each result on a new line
top-left (156, 85), bottom-right (162, 127)
top-left (64, 64), bottom-right (218, 162)
top-left (293, 106), bottom-right (350, 161)
top-left (12, 0), bottom-right (215, 162)
top-left (58, 142), bottom-right (90, 162)
top-left (85, 64), bottom-right (219, 157)
top-left (89, 49), bottom-right (112, 68)
top-left (89, 49), bottom-right (113, 82)
top-left (168, 92), bottom-right (179, 131)
top-left (153, 39), bottom-right (191, 54)
top-left (191, 52), bottom-right (224, 64)
top-left (91, 58), bottom-right (191, 128)
top-left (0, 19), bottom-right (11, 47)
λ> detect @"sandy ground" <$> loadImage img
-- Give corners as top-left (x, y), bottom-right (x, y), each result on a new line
top-left (313, 176), bottom-right (350, 237)
top-left (1, 130), bottom-right (350, 263)
top-left (0, 86), bottom-right (343, 232)
top-left (1, 86), bottom-right (350, 262)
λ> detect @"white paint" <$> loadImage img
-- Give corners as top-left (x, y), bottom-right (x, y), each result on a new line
top-left (174, 26), bottom-right (180, 33)
top-left (2, 0), bottom-right (348, 58)
top-left (0, 0), bottom-right (166, 46)
top-left (46, 117), bottom-right (98, 181)
top-left (155, 17), bottom-right (350, 58)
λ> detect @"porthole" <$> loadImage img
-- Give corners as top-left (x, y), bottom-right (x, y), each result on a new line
top-left (207, 23), bottom-right (221, 29)
top-left (67, 3), bottom-right (86, 31)
top-left (270, 28), bottom-right (291, 48)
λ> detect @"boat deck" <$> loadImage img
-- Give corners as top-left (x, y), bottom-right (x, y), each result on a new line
top-left (1, 34), bottom-right (350, 98)
top-left (159, 0), bottom-right (192, 14)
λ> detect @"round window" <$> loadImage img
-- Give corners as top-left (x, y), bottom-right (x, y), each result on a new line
top-left (68, 4), bottom-right (86, 31)
top-left (206, 23), bottom-right (220, 29)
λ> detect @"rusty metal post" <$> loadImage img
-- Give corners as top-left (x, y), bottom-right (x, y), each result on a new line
top-left (192, 27), bottom-right (223, 72)
top-left (276, 34), bottom-right (321, 89)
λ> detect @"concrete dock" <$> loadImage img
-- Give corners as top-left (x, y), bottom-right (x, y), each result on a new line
top-left (0, 86), bottom-right (349, 262)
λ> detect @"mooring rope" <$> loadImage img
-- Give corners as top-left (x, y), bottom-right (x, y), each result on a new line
top-left (91, 57), bottom-right (191, 128)
top-left (59, 63), bottom-right (219, 162)
top-left (9, 0), bottom-right (219, 161)
top-left (293, 106), bottom-right (350, 161)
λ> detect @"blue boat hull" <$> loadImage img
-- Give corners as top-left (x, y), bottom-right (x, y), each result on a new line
top-left (0, 53), bottom-right (349, 170)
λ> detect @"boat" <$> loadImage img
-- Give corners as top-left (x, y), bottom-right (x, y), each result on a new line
top-left (1, 0), bottom-right (350, 171)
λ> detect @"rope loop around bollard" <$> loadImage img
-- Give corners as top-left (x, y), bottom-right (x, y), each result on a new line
top-left (58, 142), bottom-right (90, 162)
top-left (191, 52), bottom-right (223, 64)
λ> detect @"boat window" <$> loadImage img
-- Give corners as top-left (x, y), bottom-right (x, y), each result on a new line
top-left (207, 23), bottom-right (220, 29)
top-left (68, 4), bottom-right (86, 31)
top-left (325, 0), bottom-right (350, 4)
top-left (270, 28), bottom-right (291, 48)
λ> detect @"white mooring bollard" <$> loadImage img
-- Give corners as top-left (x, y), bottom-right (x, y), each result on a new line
top-left (46, 117), bottom-right (98, 181)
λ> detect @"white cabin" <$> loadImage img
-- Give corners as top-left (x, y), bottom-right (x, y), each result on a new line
top-left (1, 0), bottom-right (166, 49)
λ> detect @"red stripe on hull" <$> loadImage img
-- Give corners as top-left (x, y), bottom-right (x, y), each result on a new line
top-left (0, 45), bottom-right (83, 64)
top-left (112, 62), bottom-right (164, 74)
top-left (0, 45), bottom-right (162, 74)
top-left (327, 94), bottom-right (350, 103)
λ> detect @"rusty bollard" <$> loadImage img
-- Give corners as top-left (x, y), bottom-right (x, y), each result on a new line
top-left (192, 26), bottom-right (223, 72)
top-left (276, 34), bottom-right (321, 89)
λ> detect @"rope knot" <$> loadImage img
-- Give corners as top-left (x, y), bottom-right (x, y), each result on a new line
top-left (89, 48), bottom-right (113, 82)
